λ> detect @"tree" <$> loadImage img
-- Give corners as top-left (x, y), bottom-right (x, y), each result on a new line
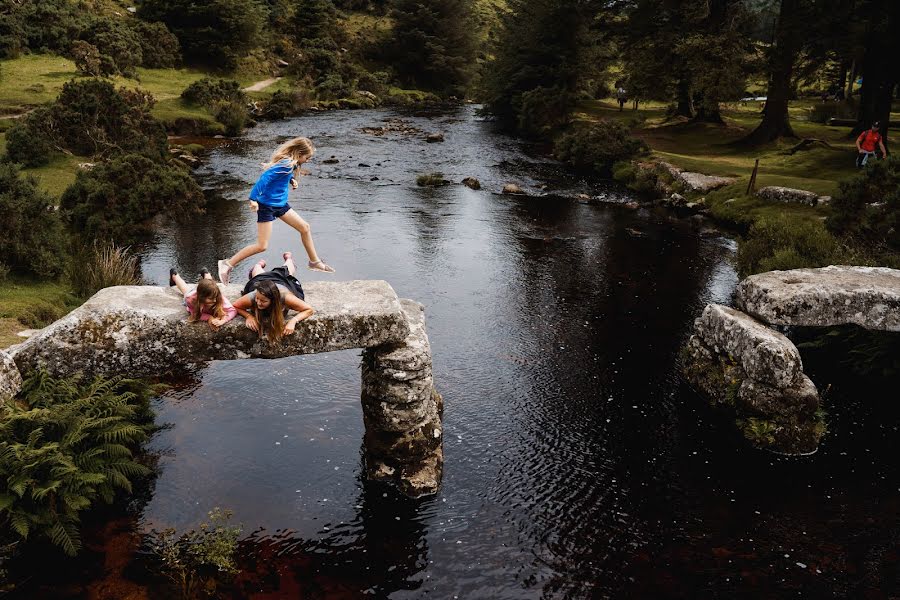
top-left (482, 0), bottom-right (592, 132)
top-left (80, 18), bottom-right (143, 76)
top-left (293, 0), bottom-right (339, 45)
top-left (0, 164), bottom-right (68, 277)
top-left (138, 0), bottom-right (266, 70)
top-left (388, 0), bottom-right (477, 97)
top-left (850, 0), bottom-right (899, 142)
top-left (129, 20), bottom-right (182, 68)
top-left (60, 154), bottom-right (206, 245)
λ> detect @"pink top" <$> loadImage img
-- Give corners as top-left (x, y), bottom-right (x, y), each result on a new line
top-left (184, 290), bottom-right (237, 323)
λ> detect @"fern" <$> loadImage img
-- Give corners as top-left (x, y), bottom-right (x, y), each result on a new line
top-left (0, 370), bottom-right (159, 555)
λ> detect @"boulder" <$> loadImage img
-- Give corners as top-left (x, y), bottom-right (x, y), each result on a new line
top-left (425, 132), bottom-right (445, 143)
top-left (9, 281), bottom-right (411, 380)
top-left (322, 156), bottom-right (339, 164)
top-left (461, 177), bottom-right (481, 190)
top-left (502, 183), bottom-right (525, 195)
top-left (756, 186), bottom-right (822, 206)
top-left (0, 350), bottom-right (22, 401)
top-left (736, 266), bottom-right (900, 332)
top-left (659, 162), bottom-right (736, 192)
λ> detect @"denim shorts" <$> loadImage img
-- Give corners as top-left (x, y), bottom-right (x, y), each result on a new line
top-left (257, 203), bottom-right (291, 223)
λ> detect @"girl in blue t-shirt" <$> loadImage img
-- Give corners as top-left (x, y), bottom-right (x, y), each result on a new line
top-left (217, 136), bottom-right (334, 284)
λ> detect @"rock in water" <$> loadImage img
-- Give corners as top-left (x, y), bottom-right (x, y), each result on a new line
top-left (461, 177), bottom-right (481, 190)
top-left (0, 350), bottom-right (22, 401)
top-left (425, 132), bottom-right (445, 143)
top-left (502, 183), bottom-right (525, 195)
top-left (736, 266), bottom-right (900, 331)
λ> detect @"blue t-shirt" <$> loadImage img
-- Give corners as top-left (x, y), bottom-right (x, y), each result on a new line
top-left (249, 159), bottom-right (294, 207)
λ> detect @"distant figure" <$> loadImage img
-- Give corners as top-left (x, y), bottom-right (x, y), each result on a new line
top-left (616, 87), bottom-right (627, 111)
top-left (856, 121), bottom-right (887, 167)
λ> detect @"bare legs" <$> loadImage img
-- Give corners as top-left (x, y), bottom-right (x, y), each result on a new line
top-left (172, 271), bottom-right (212, 295)
top-left (279, 209), bottom-right (334, 273)
top-left (227, 221), bottom-right (273, 269)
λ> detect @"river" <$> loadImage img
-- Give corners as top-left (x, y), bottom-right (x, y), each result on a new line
top-left (15, 106), bottom-right (899, 598)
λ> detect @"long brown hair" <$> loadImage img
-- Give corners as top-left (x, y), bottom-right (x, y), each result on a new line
top-left (190, 279), bottom-right (225, 322)
top-left (252, 280), bottom-right (286, 344)
top-left (262, 137), bottom-right (315, 170)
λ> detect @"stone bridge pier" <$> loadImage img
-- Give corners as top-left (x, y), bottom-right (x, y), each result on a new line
top-left (1, 280), bottom-right (443, 497)
top-left (683, 266), bottom-right (900, 455)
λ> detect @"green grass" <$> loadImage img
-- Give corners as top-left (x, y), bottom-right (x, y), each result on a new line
top-left (576, 98), bottom-right (898, 197)
top-left (0, 54), bottom-right (81, 112)
top-left (0, 132), bottom-right (86, 199)
top-left (0, 277), bottom-right (80, 349)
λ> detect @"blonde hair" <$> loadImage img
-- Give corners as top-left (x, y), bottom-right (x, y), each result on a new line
top-left (189, 278), bottom-right (225, 322)
top-left (263, 137), bottom-right (315, 170)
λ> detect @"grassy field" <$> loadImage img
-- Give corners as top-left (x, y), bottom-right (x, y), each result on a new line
top-left (0, 277), bottom-right (81, 349)
top-left (575, 98), bottom-right (898, 197)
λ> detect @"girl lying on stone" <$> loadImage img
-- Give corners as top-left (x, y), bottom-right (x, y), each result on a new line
top-left (168, 268), bottom-right (237, 331)
top-left (232, 252), bottom-right (315, 344)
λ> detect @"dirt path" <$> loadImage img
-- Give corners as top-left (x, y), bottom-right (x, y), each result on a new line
top-left (243, 77), bottom-right (281, 92)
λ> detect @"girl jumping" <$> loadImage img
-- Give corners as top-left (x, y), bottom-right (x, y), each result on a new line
top-left (169, 268), bottom-right (237, 331)
top-left (232, 252), bottom-right (315, 344)
top-left (217, 136), bottom-right (335, 285)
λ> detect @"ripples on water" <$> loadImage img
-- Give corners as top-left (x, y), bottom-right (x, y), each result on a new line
top-left (16, 106), bottom-right (899, 598)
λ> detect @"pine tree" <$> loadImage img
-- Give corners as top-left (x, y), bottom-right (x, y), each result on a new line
top-left (293, 0), bottom-right (339, 45)
top-left (388, 0), bottom-right (477, 97)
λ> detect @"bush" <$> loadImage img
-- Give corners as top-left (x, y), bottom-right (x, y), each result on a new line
top-left (129, 20), bottom-right (181, 68)
top-left (263, 90), bottom-right (310, 120)
top-left (181, 78), bottom-right (245, 108)
top-left (737, 215), bottom-right (840, 277)
top-left (3, 109), bottom-right (54, 167)
top-left (0, 371), bottom-right (158, 556)
top-left (138, 0), bottom-right (266, 70)
top-left (71, 40), bottom-right (103, 77)
top-left (80, 19), bottom-right (143, 76)
top-left (314, 72), bottom-right (355, 100)
top-left (0, 164), bottom-right (68, 277)
top-left (148, 508), bottom-right (241, 599)
top-left (213, 101), bottom-right (249, 136)
top-left (517, 86), bottom-right (575, 137)
top-left (826, 157), bottom-right (900, 252)
top-left (66, 242), bottom-right (143, 299)
top-left (0, 0), bottom-right (90, 58)
top-left (10, 80), bottom-right (169, 162)
top-left (61, 154), bottom-right (206, 245)
top-left (554, 121), bottom-right (650, 176)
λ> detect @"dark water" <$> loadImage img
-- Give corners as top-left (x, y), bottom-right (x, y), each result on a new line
top-left (15, 106), bottom-right (900, 598)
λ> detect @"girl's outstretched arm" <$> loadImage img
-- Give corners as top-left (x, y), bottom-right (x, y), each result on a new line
top-left (283, 293), bottom-right (315, 335)
top-left (232, 294), bottom-right (259, 331)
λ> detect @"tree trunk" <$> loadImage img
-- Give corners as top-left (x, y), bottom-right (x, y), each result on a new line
top-left (845, 58), bottom-right (857, 98)
top-left (674, 76), bottom-right (694, 118)
top-left (742, 0), bottom-right (800, 145)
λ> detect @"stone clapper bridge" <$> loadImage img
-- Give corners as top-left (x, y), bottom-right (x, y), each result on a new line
top-left (682, 266), bottom-right (900, 455)
top-left (0, 280), bottom-right (443, 497)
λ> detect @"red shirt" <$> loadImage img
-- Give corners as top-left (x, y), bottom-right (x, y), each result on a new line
top-left (858, 130), bottom-right (882, 152)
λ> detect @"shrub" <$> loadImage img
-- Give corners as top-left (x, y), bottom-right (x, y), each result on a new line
top-left (60, 154), bottom-right (206, 246)
top-left (213, 101), bottom-right (249, 137)
top-left (517, 86), bottom-right (575, 137)
top-left (12, 80), bottom-right (169, 161)
top-left (80, 19), bottom-right (143, 76)
top-left (71, 40), bottom-right (103, 77)
top-left (3, 109), bottom-right (54, 167)
top-left (554, 121), bottom-right (650, 176)
top-left (0, 0), bottom-right (90, 58)
top-left (0, 371), bottom-right (158, 556)
top-left (314, 72), bottom-right (354, 100)
top-left (292, 47), bottom-right (340, 82)
top-left (263, 90), bottom-right (310, 120)
top-left (0, 164), bottom-right (68, 277)
top-left (66, 242), bottom-right (143, 299)
top-left (826, 157), bottom-right (900, 252)
top-left (737, 215), bottom-right (840, 277)
top-left (148, 508), bottom-right (241, 600)
top-left (129, 20), bottom-right (181, 68)
top-left (138, 0), bottom-right (266, 70)
top-left (181, 78), bottom-right (245, 108)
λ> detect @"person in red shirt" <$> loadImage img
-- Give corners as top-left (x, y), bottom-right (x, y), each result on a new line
top-left (856, 121), bottom-right (887, 167)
